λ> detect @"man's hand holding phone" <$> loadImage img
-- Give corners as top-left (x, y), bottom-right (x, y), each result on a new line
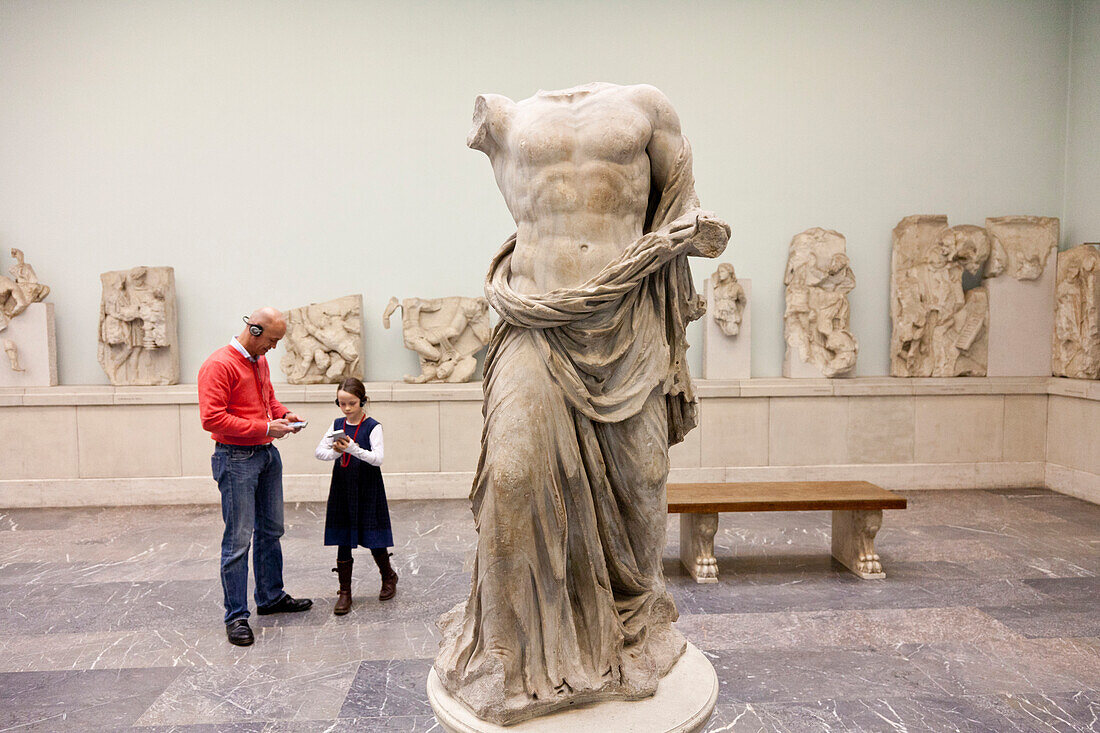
top-left (268, 414), bottom-right (306, 439)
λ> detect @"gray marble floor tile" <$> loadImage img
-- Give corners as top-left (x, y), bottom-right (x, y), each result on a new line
top-left (678, 606), bottom-right (1023, 652)
top-left (0, 618), bottom-right (441, 673)
top-left (981, 603), bottom-right (1100, 638)
top-left (337, 658), bottom-right (435, 718)
top-left (0, 666), bottom-right (183, 731)
top-left (1025, 577), bottom-right (1100, 603)
top-left (986, 690), bottom-right (1100, 732)
top-left (668, 576), bottom-right (1048, 615)
top-left (705, 693), bottom-right (1090, 733)
top-left (134, 660), bottom-right (360, 726)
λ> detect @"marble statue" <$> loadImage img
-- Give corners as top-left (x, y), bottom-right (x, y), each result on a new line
top-left (890, 216), bottom-right (997, 377)
top-left (783, 228), bottom-right (858, 378)
top-left (0, 248), bottom-right (50, 330)
top-left (431, 82), bottom-right (729, 726)
top-left (1052, 243), bottom-right (1100, 379)
top-left (3, 339), bottom-right (24, 372)
top-left (382, 296), bottom-right (491, 384)
top-left (97, 266), bottom-right (179, 385)
top-left (711, 263), bottom-right (746, 336)
top-left (281, 294), bottom-right (364, 384)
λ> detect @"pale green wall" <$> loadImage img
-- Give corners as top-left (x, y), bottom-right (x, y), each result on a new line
top-left (0, 0), bottom-right (1074, 383)
top-left (1064, 0), bottom-right (1100, 248)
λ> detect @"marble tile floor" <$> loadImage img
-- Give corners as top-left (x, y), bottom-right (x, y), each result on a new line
top-left (0, 488), bottom-right (1098, 732)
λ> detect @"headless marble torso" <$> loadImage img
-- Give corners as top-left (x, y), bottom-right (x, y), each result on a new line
top-left (469, 83), bottom-right (682, 293)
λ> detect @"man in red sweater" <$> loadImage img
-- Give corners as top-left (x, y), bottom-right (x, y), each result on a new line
top-left (198, 307), bottom-right (312, 646)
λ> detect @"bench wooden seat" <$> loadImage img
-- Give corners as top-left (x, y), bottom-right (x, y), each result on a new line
top-left (666, 481), bottom-right (907, 583)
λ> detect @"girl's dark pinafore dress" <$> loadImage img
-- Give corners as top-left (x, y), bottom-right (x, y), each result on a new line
top-left (324, 417), bottom-right (393, 549)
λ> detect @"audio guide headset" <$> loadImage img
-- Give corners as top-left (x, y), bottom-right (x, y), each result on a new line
top-left (335, 396), bottom-right (368, 407)
top-left (242, 316), bottom-right (264, 337)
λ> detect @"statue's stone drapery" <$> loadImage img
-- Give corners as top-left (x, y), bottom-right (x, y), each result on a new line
top-left (433, 83), bottom-right (728, 725)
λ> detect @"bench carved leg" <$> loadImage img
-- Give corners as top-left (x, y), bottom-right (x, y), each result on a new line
top-left (680, 512), bottom-right (719, 583)
top-left (831, 509), bottom-right (885, 579)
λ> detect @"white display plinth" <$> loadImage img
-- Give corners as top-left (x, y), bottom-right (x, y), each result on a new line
top-left (0, 302), bottom-right (57, 387)
top-left (427, 643), bottom-right (718, 733)
top-left (987, 245), bottom-right (1056, 376)
top-left (703, 278), bottom-right (751, 379)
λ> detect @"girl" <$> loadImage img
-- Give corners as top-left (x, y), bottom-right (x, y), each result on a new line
top-left (315, 377), bottom-right (397, 614)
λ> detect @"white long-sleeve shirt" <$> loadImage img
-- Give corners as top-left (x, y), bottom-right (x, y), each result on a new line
top-left (314, 422), bottom-right (384, 467)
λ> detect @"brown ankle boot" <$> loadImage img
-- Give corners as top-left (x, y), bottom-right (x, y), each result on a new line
top-left (333, 559), bottom-right (353, 615)
top-left (375, 551), bottom-right (398, 601)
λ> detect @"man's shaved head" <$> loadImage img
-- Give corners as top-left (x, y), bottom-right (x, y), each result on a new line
top-left (240, 306), bottom-right (287, 356)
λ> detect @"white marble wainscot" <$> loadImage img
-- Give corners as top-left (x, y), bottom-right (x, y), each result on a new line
top-left (703, 278), bottom-right (751, 379)
top-left (0, 302), bottom-right (57, 387)
top-left (1, 378), bottom-right (1099, 508)
top-left (987, 245), bottom-right (1058, 376)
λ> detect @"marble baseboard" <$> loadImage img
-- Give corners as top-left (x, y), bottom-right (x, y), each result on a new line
top-left (1044, 463), bottom-right (1100, 505)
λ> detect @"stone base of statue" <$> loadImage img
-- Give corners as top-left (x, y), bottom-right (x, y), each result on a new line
top-left (0, 303), bottom-right (57, 387)
top-left (987, 245), bottom-right (1056, 376)
top-left (427, 643), bottom-right (717, 733)
top-left (703, 278), bottom-right (751, 379)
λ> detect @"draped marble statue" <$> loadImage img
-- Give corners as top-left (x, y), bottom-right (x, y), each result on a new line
top-left (433, 83), bottom-right (729, 725)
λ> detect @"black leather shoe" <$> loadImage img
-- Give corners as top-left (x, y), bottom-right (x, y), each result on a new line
top-left (226, 619), bottom-right (254, 646)
top-left (256, 594), bottom-right (313, 615)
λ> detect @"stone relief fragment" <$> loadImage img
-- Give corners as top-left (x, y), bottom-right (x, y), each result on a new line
top-left (985, 216), bottom-right (1059, 280)
top-left (382, 295), bottom-right (491, 383)
top-left (1052, 243), bottom-right (1100, 379)
top-left (3, 338), bottom-right (24, 372)
top-left (97, 266), bottom-right (179, 385)
top-left (711, 262), bottom-right (746, 336)
top-left (890, 216), bottom-right (996, 377)
top-left (0, 247), bottom-right (50, 379)
top-left (281, 294), bottom-right (364, 384)
top-left (0, 248), bottom-right (50, 331)
top-left (783, 227), bottom-right (858, 377)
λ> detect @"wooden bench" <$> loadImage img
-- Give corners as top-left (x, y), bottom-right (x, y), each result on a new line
top-left (667, 481), bottom-right (907, 583)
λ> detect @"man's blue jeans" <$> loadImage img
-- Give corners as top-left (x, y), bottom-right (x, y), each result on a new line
top-left (212, 443), bottom-right (287, 624)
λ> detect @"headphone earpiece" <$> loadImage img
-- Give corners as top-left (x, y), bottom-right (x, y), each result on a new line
top-left (242, 316), bottom-right (264, 337)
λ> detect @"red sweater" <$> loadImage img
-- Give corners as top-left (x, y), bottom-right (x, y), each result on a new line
top-left (198, 345), bottom-right (289, 445)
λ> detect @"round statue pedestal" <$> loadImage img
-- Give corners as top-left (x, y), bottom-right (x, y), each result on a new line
top-left (426, 643), bottom-right (718, 733)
